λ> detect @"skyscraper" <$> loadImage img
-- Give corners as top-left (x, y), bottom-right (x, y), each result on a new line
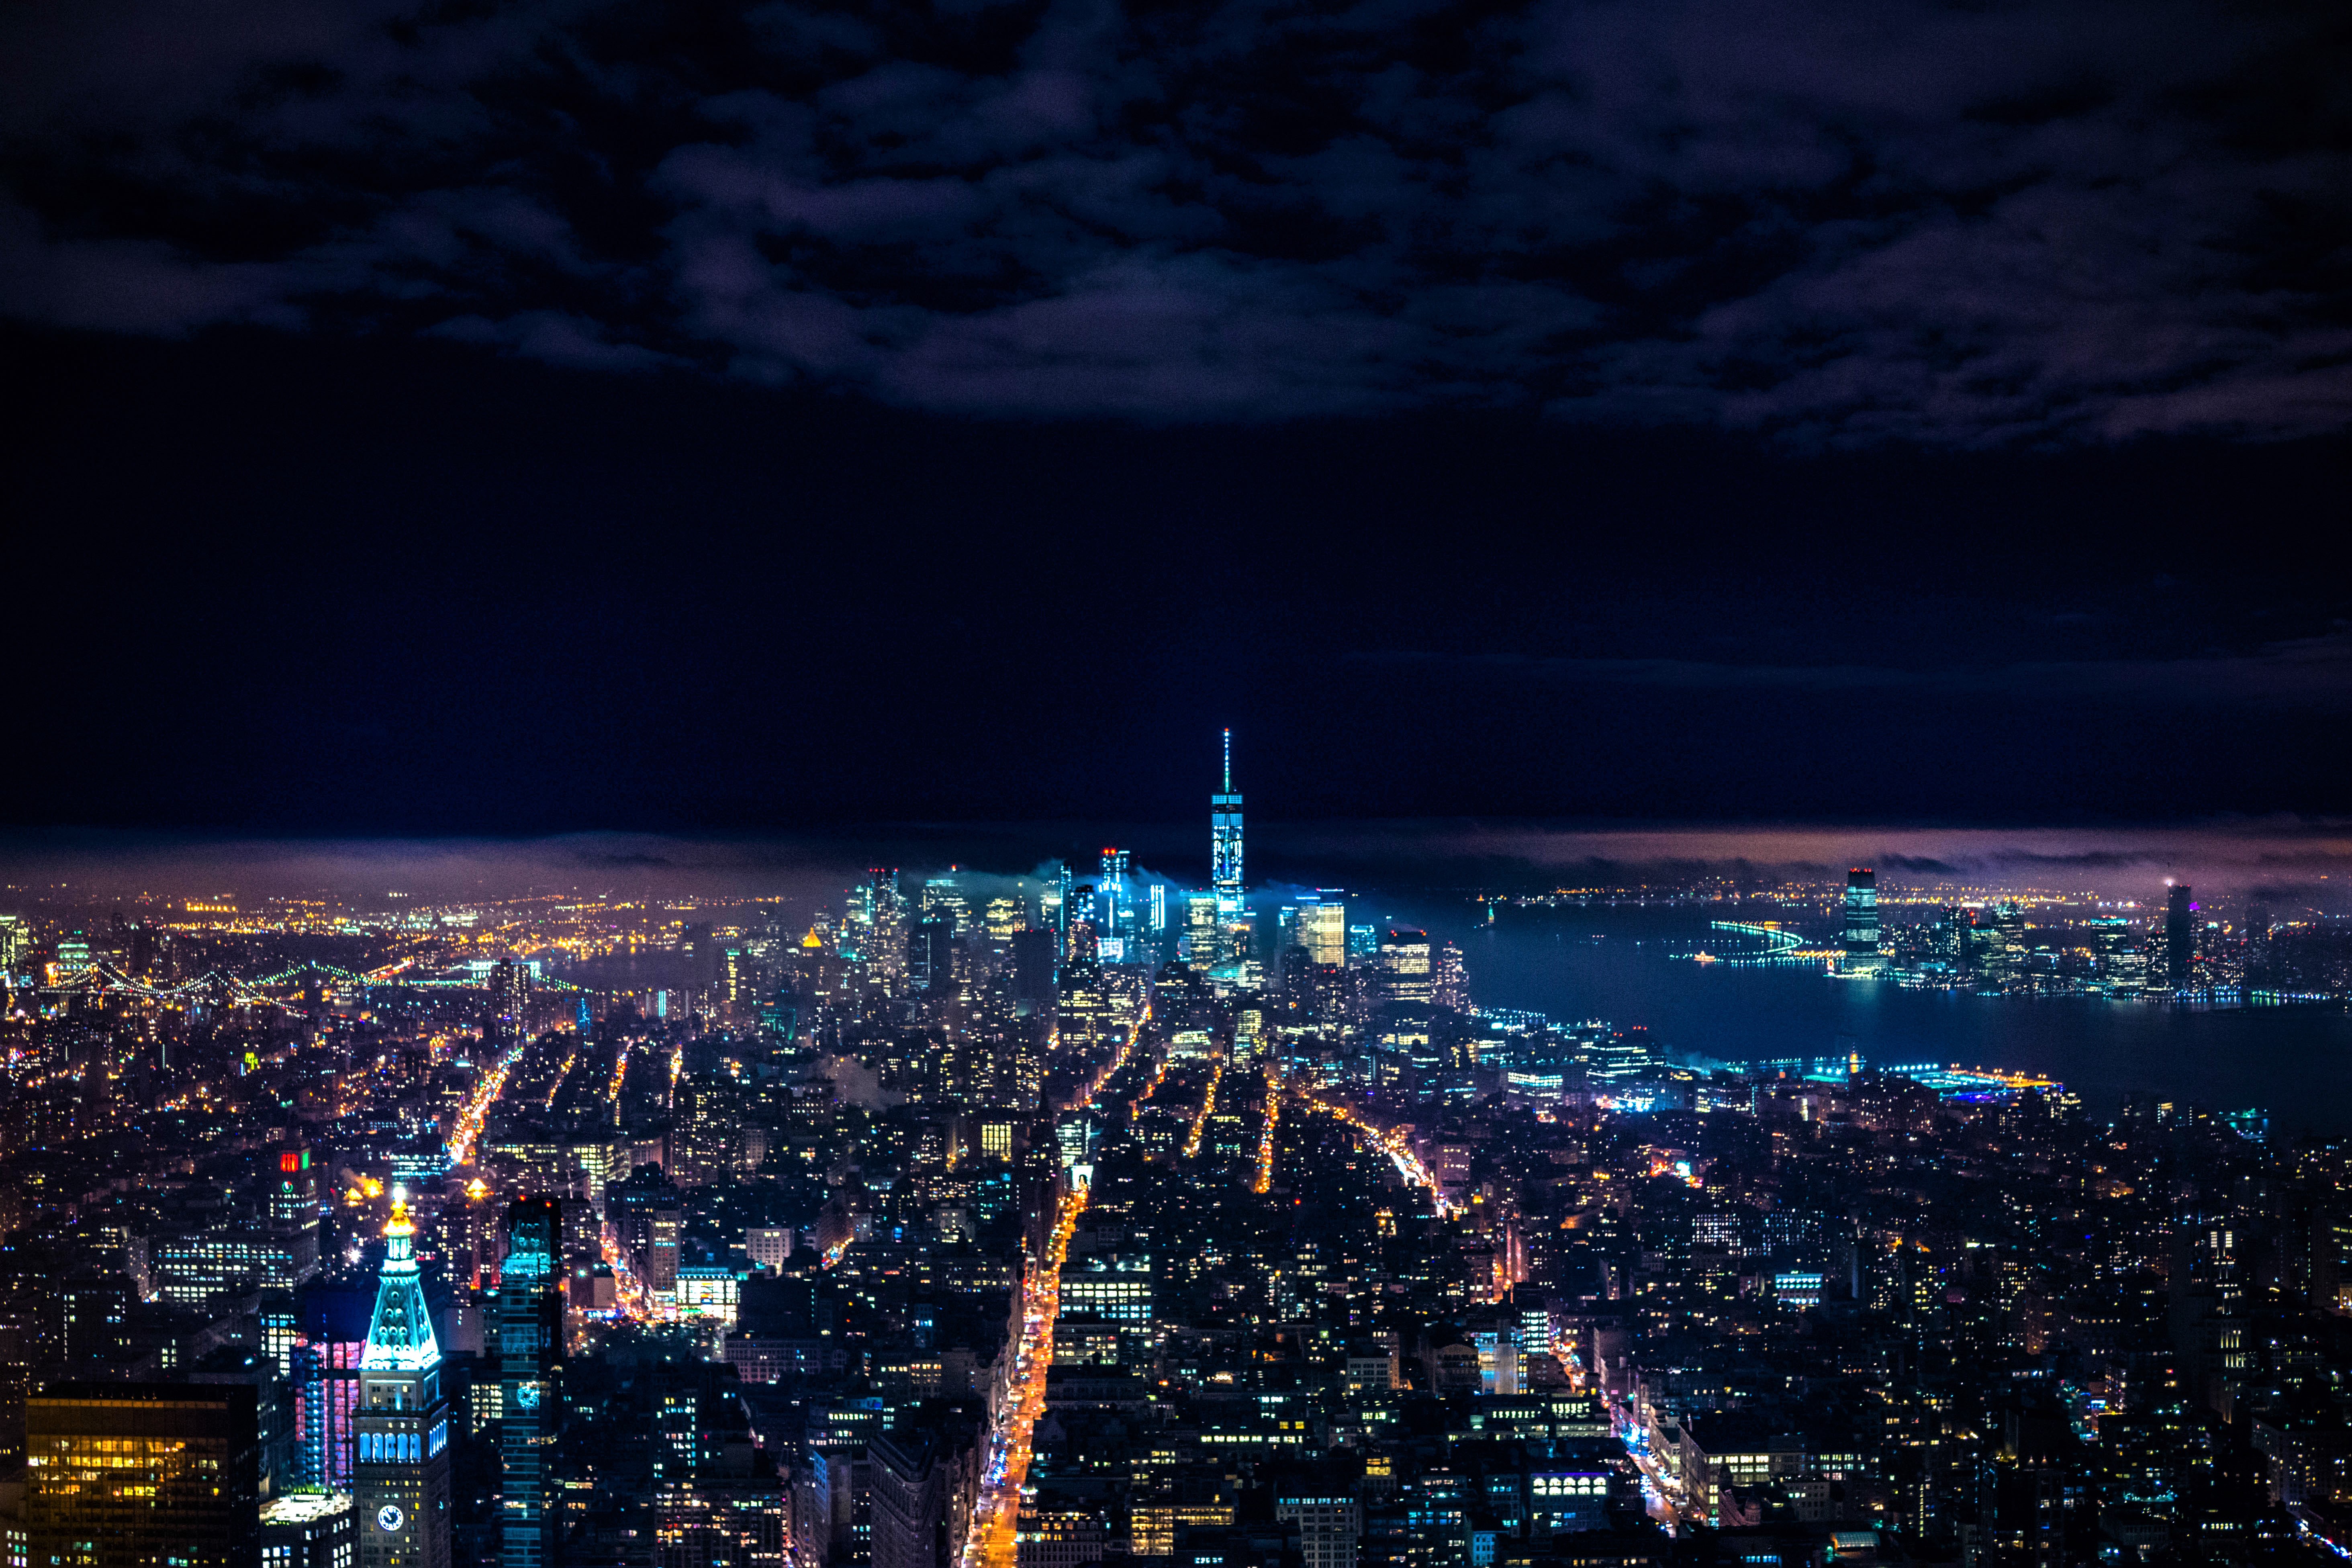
top-left (908, 917), bottom-right (955, 993)
top-left (870, 868), bottom-right (909, 991)
top-left (1377, 928), bottom-right (1434, 1005)
top-left (1842, 868), bottom-right (1883, 976)
top-left (672, 1074), bottom-right (740, 1186)
top-left (2164, 882), bottom-right (2197, 991)
top-left (499, 1196), bottom-right (562, 1568)
top-left (355, 1192), bottom-right (453, 1568)
top-left (1011, 926), bottom-right (1059, 1005)
top-left (486, 959), bottom-right (529, 1046)
top-left (27, 1383), bottom-right (260, 1568)
top-left (1298, 893), bottom-right (1347, 968)
top-left (1064, 887), bottom-right (1100, 967)
top-left (1099, 848), bottom-right (1131, 939)
top-left (1211, 730), bottom-right (1243, 921)
top-left (1183, 893), bottom-right (1220, 967)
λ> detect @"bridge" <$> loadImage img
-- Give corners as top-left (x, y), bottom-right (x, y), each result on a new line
top-left (20, 955), bottom-right (583, 1014)
top-left (1686, 921), bottom-right (1834, 968)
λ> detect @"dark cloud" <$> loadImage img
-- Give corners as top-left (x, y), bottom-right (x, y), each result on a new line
top-left (1348, 630), bottom-right (2352, 707)
top-left (3, 0), bottom-right (2347, 441)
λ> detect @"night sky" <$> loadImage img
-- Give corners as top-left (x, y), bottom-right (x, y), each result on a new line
top-left (3, 0), bottom-right (2348, 840)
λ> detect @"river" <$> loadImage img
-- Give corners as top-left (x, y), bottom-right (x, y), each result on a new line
top-left (1418, 903), bottom-right (2352, 1137)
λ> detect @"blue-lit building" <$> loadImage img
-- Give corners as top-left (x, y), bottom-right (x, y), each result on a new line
top-left (1841, 867), bottom-right (1884, 976)
top-left (498, 1197), bottom-right (562, 1568)
top-left (355, 1194), bottom-right (452, 1568)
top-left (1210, 730), bottom-right (1244, 926)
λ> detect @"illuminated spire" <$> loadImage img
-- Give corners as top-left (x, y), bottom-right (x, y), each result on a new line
top-left (1210, 730), bottom-right (1244, 918)
top-left (362, 1186), bottom-right (441, 1371)
top-left (384, 1187), bottom-right (416, 1262)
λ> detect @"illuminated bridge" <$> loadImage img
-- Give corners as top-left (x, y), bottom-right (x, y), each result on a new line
top-left (1686, 921), bottom-right (1836, 968)
top-left (22, 954), bottom-right (587, 1024)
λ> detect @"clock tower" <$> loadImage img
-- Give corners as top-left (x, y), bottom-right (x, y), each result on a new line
top-left (356, 1190), bottom-right (453, 1568)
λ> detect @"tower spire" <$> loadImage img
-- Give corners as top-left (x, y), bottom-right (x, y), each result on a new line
top-left (1210, 730), bottom-right (1244, 924)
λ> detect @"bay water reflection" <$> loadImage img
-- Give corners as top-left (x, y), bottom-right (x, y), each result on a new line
top-left (1432, 904), bottom-right (2352, 1135)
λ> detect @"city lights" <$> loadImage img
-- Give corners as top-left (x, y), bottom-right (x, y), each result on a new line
top-left (2, 743), bottom-right (2340, 1567)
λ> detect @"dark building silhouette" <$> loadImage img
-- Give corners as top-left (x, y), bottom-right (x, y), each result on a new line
top-left (1012, 926), bottom-right (1059, 1005)
top-left (500, 1196), bottom-right (563, 1568)
top-left (2166, 884), bottom-right (2197, 989)
top-left (909, 917), bottom-right (956, 994)
top-left (870, 1401), bottom-right (987, 1568)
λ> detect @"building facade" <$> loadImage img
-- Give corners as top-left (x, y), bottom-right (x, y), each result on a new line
top-left (26, 1383), bottom-right (260, 1568)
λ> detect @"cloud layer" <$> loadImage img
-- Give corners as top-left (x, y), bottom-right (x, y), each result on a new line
top-left (4, 0), bottom-right (2348, 440)
top-left (1352, 630), bottom-right (2352, 707)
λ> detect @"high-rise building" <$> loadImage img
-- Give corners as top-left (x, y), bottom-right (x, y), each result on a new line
top-left (273, 1144), bottom-right (321, 1226)
top-left (1180, 893), bottom-right (1218, 967)
top-left (486, 960), bottom-right (529, 1046)
top-left (2166, 883), bottom-right (2197, 990)
top-left (1064, 886), bottom-right (1098, 963)
top-left (1210, 730), bottom-right (1244, 919)
top-left (672, 1075), bottom-right (740, 1188)
top-left (1377, 929), bottom-right (1434, 1005)
top-left (979, 896), bottom-right (1018, 944)
top-left (498, 1197), bottom-right (562, 1568)
top-left (1011, 927), bottom-right (1059, 1005)
top-left (609, 1164), bottom-right (684, 1299)
top-left (909, 918), bottom-right (956, 994)
top-left (1585, 1028), bottom-right (1655, 1088)
top-left (1432, 940), bottom-right (1468, 1012)
top-left (872, 869), bottom-right (909, 992)
top-left (1098, 849), bottom-right (1131, 942)
top-left (1298, 893), bottom-right (1347, 968)
top-left (354, 1194), bottom-right (452, 1568)
top-left (1842, 868), bottom-right (1884, 976)
top-left (920, 875), bottom-right (970, 936)
top-left (27, 1383), bottom-right (260, 1568)
top-left (1984, 900), bottom-right (2026, 989)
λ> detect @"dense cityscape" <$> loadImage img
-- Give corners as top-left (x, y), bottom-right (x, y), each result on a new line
top-left (5, 745), bottom-right (2352, 1568)
top-left (8, 0), bottom-right (2345, 1556)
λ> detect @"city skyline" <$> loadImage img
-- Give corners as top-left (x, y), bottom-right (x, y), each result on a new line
top-left (6, 1), bottom-right (2352, 1561)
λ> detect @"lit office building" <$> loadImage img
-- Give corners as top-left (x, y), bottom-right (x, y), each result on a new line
top-left (1297, 893), bottom-right (1347, 967)
top-left (1183, 893), bottom-right (1220, 967)
top-left (27, 1383), bottom-right (260, 1568)
top-left (1377, 929), bottom-right (1434, 1005)
top-left (1585, 1029), bottom-right (1655, 1087)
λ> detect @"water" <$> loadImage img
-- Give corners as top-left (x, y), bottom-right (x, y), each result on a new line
top-left (1442, 904), bottom-right (2352, 1136)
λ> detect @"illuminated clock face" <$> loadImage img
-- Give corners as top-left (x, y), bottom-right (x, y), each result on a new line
top-left (515, 1382), bottom-right (541, 1410)
top-left (377, 1504), bottom-right (406, 1533)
